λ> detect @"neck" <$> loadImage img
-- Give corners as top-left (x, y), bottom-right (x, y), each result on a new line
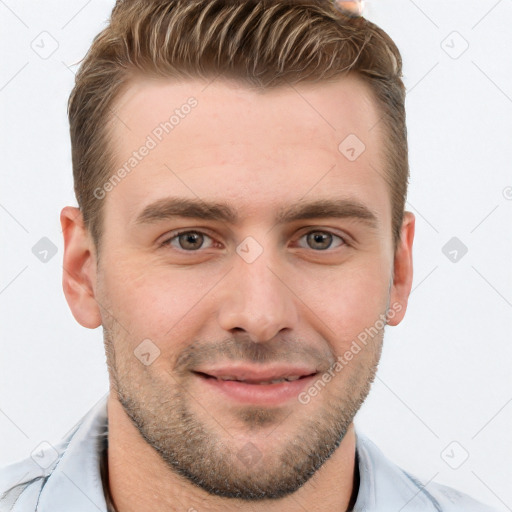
top-left (105, 394), bottom-right (359, 512)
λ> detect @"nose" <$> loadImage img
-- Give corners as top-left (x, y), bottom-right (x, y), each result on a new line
top-left (216, 249), bottom-right (299, 343)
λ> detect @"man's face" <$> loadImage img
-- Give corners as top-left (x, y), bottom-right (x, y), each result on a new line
top-left (90, 74), bottom-right (409, 499)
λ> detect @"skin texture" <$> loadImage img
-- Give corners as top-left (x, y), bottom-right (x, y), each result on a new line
top-left (61, 73), bottom-right (415, 512)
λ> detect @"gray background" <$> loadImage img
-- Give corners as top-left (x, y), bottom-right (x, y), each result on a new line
top-left (1, 0), bottom-right (511, 509)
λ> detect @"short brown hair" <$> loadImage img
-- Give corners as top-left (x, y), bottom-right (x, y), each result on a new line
top-left (68, 0), bottom-right (408, 254)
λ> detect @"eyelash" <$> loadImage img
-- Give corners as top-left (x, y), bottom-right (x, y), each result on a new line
top-left (160, 229), bottom-right (348, 252)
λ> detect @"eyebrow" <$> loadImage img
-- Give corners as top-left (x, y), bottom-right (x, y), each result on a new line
top-left (134, 197), bottom-right (379, 229)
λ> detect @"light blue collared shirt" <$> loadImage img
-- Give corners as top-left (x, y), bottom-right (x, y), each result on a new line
top-left (0, 395), bottom-right (497, 511)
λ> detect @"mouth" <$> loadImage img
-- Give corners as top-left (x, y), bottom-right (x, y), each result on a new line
top-left (192, 363), bottom-right (319, 383)
top-left (191, 366), bottom-right (320, 405)
top-left (193, 371), bottom-right (316, 385)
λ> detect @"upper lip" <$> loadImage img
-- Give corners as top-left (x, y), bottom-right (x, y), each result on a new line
top-left (193, 365), bottom-right (318, 382)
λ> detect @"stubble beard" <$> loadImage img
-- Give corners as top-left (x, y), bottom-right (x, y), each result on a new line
top-left (103, 322), bottom-right (382, 501)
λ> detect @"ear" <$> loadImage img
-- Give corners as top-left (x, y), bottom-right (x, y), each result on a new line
top-left (387, 211), bottom-right (415, 326)
top-left (60, 206), bottom-right (102, 329)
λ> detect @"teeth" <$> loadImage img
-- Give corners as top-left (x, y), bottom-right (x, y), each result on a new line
top-left (216, 376), bottom-right (302, 383)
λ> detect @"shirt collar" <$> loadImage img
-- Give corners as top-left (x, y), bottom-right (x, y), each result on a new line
top-left (352, 430), bottom-right (442, 511)
top-left (37, 394), bottom-right (110, 512)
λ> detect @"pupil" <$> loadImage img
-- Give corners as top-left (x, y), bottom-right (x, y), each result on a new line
top-left (180, 232), bottom-right (203, 250)
top-left (308, 232), bottom-right (332, 250)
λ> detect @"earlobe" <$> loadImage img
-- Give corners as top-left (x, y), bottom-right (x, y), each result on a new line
top-left (60, 206), bottom-right (102, 329)
top-left (387, 211), bottom-right (415, 327)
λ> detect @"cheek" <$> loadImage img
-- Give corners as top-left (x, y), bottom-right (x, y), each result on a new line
top-left (292, 259), bottom-right (391, 346)
top-left (100, 258), bottom-right (217, 347)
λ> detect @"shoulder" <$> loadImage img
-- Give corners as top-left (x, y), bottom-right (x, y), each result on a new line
top-left (402, 468), bottom-right (498, 512)
top-left (0, 404), bottom-right (93, 511)
top-left (0, 456), bottom-right (52, 511)
top-left (1, 395), bottom-right (109, 512)
top-left (354, 432), bottom-right (498, 512)
top-left (0, 432), bottom-right (75, 511)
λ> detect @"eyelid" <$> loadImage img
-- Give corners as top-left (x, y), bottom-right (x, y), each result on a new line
top-left (293, 224), bottom-right (351, 241)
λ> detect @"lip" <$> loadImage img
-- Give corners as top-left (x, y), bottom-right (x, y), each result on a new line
top-left (193, 368), bottom-right (318, 406)
top-left (193, 364), bottom-right (318, 382)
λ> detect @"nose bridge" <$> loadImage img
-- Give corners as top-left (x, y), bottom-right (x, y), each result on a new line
top-left (216, 243), bottom-right (298, 342)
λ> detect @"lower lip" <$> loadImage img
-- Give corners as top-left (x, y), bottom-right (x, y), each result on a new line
top-left (195, 373), bottom-right (318, 406)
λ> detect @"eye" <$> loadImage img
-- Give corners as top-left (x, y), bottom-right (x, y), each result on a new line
top-left (160, 229), bottom-right (347, 253)
top-left (161, 230), bottom-right (215, 251)
top-left (296, 230), bottom-right (346, 251)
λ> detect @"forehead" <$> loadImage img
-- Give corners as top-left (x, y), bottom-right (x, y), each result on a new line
top-left (105, 74), bottom-right (390, 230)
